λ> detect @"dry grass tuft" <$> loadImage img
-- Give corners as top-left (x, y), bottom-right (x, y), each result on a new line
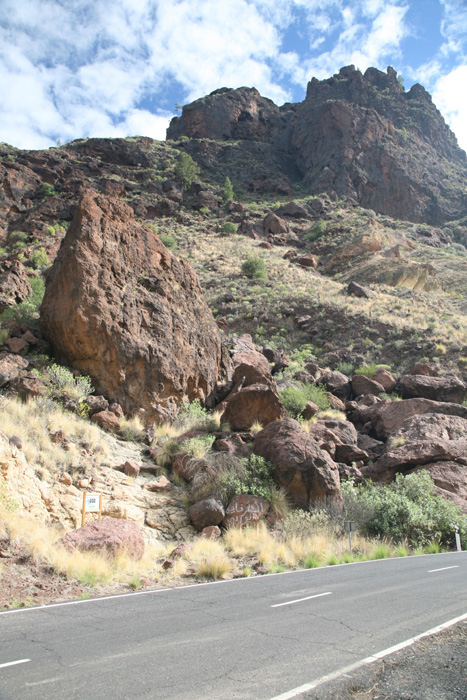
top-left (191, 539), bottom-right (233, 579)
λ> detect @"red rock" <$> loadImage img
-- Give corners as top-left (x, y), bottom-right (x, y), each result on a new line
top-left (352, 374), bottom-right (385, 396)
top-left (212, 434), bottom-right (250, 458)
top-left (327, 393), bottom-right (346, 411)
top-left (347, 281), bottom-right (375, 298)
top-left (222, 494), bottom-right (270, 528)
top-left (59, 518), bottom-right (144, 560)
top-left (91, 410), bottom-right (121, 432)
top-left (410, 363), bottom-right (438, 376)
top-left (253, 418), bottom-right (341, 507)
top-left (109, 402), bottom-right (124, 417)
top-left (189, 498), bottom-right (225, 531)
top-left (0, 260), bottom-right (32, 313)
top-left (59, 472), bottom-right (72, 485)
top-left (370, 368), bottom-right (396, 391)
top-left (85, 395), bottom-right (109, 416)
top-left (231, 335), bottom-right (273, 387)
top-left (10, 373), bottom-right (47, 400)
top-left (169, 542), bottom-right (193, 559)
top-left (277, 201), bottom-right (309, 219)
top-left (296, 254), bottom-right (318, 268)
top-left (40, 190), bottom-right (223, 423)
top-left (201, 525), bottom-right (221, 539)
top-left (220, 383), bottom-right (285, 431)
top-left (3, 337), bottom-right (29, 354)
top-left (302, 401), bottom-right (319, 419)
top-left (123, 460), bottom-right (140, 478)
top-left (317, 371), bottom-right (351, 400)
top-left (0, 353), bottom-right (28, 387)
top-left (399, 374), bottom-right (465, 404)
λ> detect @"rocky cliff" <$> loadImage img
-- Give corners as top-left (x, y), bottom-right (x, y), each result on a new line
top-left (168, 66), bottom-right (467, 224)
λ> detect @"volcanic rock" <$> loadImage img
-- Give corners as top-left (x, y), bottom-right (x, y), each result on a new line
top-left (352, 374), bottom-right (385, 397)
top-left (222, 494), bottom-right (270, 528)
top-left (317, 371), bottom-right (351, 401)
top-left (59, 518), bottom-right (145, 560)
top-left (0, 261), bottom-right (32, 313)
top-left (221, 383), bottom-right (285, 431)
top-left (398, 374), bottom-right (465, 404)
top-left (40, 190), bottom-right (223, 422)
top-left (189, 498), bottom-right (225, 531)
top-left (253, 418), bottom-right (340, 507)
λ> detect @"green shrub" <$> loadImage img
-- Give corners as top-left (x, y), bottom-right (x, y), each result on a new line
top-left (222, 176), bottom-right (234, 204)
top-left (174, 152), bottom-right (200, 188)
top-left (159, 234), bottom-right (177, 249)
top-left (221, 454), bottom-right (276, 501)
top-left (33, 363), bottom-right (93, 405)
top-left (354, 363), bottom-right (391, 377)
top-left (336, 361), bottom-right (355, 376)
top-left (304, 220), bottom-right (326, 242)
top-left (40, 183), bottom-right (56, 200)
top-left (0, 477), bottom-right (18, 511)
top-left (241, 256), bottom-right (267, 280)
top-left (341, 471), bottom-right (467, 548)
top-left (220, 222), bottom-right (237, 236)
top-left (279, 382), bottom-right (330, 417)
top-left (30, 247), bottom-right (49, 269)
top-left (9, 231), bottom-right (28, 244)
top-left (46, 225), bottom-right (56, 236)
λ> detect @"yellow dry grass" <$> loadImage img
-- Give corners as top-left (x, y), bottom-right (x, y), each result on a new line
top-left (190, 538), bottom-right (233, 579)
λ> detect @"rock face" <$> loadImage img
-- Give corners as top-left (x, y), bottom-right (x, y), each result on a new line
top-left (59, 518), bottom-right (145, 560)
top-left (398, 375), bottom-right (465, 404)
top-left (222, 494), bottom-right (269, 528)
top-left (0, 261), bottom-right (32, 312)
top-left (253, 418), bottom-right (341, 507)
top-left (41, 190), bottom-right (223, 422)
top-left (167, 66), bottom-right (467, 224)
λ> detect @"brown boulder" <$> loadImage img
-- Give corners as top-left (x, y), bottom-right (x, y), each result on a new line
top-left (59, 518), bottom-right (144, 560)
top-left (302, 401), bottom-right (319, 419)
top-left (347, 281), bottom-right (375, 298)
top-left (399, 374), bottom-right (465, 404)
top-left (263, 212), bottom-right (289, 235)
top-left (189, 498), bottom-right (225, 531)
top-left (0, 353), bottom-right (28, 387)
top-left (296, 254), bottom-right (318, 269)
top-left (0, 261), bottom-right (32, 313)
top-left (410, 363), bottom-right (438, 376)
top-left (358, 398), bottom-right (467, 440)
top-left (201, 525), bottom-right (222, 539)
top-left (277, 201), bottom-right (309, 219)
top-left (91, 410), bottom-right (121, 432)
top-left (222, 494), bottom-right (269, 528)
top-left (40, 190), bottom-right (222, 422)
top-left (253, 418), bottom-right (340, 507)
top-left (370, 368), bottom-right (396, 392)
top-left (231, 334), bottom-right (273, 387)
top-left (352, 374), bottom-right (385, 397)
top-left (408, 462), bottom-right (467, 514)
top-left (317, 371), bottom-right (351, 401)
top-left (221, 383), bottom-right (285, 431)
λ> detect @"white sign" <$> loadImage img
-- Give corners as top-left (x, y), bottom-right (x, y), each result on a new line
top-left (85, 493), bottom-right (101, 512)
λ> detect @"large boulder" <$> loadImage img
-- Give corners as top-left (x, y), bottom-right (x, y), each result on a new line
top-left (317, 371), bottom-right (351, 400)
top-left (59, 518), bottom-right (145, 560)
top-left (357, 398), bottom-right (467, 440)
top-left (222, 495), bottom-right (269, 528)
top-left (352, 374), bottom-right (385, 397)
top-left (189, 498), bottom-right (225, 531)
top-left (230, 334), bottom-right (274, 388)
top-left (0, 261), bottom-right (32, 313)
top-left (253, 418), bottom-right (340, 507)
top-left (41, 190), bottom-right (223, 422)
top-left (398, 374), bottom-right (465, 404)
top-left (221, 383), bottom-right (285, 431)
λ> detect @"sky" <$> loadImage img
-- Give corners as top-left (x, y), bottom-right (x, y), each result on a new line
top-left (0, 0), bottom-right (466, 152)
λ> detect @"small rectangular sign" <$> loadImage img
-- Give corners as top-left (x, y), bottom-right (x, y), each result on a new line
top-left (85, 493), bottom-right (101, 512)
top-left (344, 520), bottom-right (357, 532)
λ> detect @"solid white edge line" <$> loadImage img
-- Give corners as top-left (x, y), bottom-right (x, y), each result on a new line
top-left (428, 565), bottom-right (459, 572)
top-left (271, 592), bottom-right (332, 608)
top-left (0, 550), bottom-right (464, 616)
top-left (268, 611), bottom-right (467, 700)
top-left (0, 659), bottom-right (31, 669)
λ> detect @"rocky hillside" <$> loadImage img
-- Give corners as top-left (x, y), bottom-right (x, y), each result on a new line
top-left (1, 65), bottom-right (467, 560)
top-left (168, 65), bottom-right (467, 224)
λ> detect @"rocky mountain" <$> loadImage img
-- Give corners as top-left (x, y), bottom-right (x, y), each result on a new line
top-left (168, 65), bottom-right (467, 224)
top-left (1, 65), bottom-right (467, 564)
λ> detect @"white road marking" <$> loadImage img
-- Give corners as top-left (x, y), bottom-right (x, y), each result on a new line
top-left (271, 592), bottom-right (332, 608)
top-left (0, 659), bottom-right (30, 669)
top-left (428, 565), bottom-right (459, 573)
top-left (268, 611), bottom-right (467, 700)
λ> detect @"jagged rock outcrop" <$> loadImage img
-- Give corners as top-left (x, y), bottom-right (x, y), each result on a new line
top-left (41, 190), bottom-right (224, 422)
top-left (168, 66), bottom-right (467, 224)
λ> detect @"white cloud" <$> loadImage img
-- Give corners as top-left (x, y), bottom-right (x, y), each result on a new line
top-left (432, 64), bottom-right (467, 152)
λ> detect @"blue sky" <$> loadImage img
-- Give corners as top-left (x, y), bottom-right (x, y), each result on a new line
top-left (0, 0), bottom-right (466, 151)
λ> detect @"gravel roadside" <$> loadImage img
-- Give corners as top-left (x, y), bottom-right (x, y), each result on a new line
top-left (306, 620), bottom-right (467, 700)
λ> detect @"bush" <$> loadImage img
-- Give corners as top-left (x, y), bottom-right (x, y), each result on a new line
top-left (279, 382), bottom-right (330, 417)
top-left (354, 363), bottom-right (391, 377)
top-left (219, 222), bottom-right (237, 236)
top-left (341, 471), bottom-right (467, 548)
top-left (30, 247), bottom-right (49, 269)
top-left (33, 363), bottom-right (93, 406)
top-left (40, 183), bottom-right (56, 200)
top-left (174, 152), bottom-right (200, 188)
top-left (241, 256), bottom-right (267, 280)
top-left (304, 220), bottom-right (326, 242)
top-left (222, 176), bottom-right (234, 204)
top-left (159, 234), bottom-right (177, 249)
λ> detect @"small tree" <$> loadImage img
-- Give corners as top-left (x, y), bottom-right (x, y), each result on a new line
top-left (222, 176), bottom-right (234, 204)
top-left (241, 256), bottom-right (267, 281)
top-left (174, 152), bottom-right (200, 188)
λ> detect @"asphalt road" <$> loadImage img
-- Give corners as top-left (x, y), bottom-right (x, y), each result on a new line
top-left (1, 552), bottom-right (466, 700)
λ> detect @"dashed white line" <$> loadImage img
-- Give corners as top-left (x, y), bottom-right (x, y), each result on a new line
top-left (0, 659), bottom-right (31, 669)
top-left (268, 611), bottom-right (467, 700)
top-left (428, 566), bottom-right (459, 573)
top-left (271, 592), bottom-right (332, 608)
